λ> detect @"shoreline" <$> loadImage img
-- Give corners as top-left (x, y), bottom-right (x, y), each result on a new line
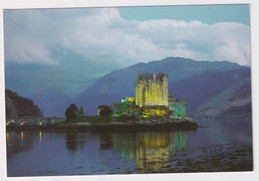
top-left (6, 117), bottom-right (198, 132)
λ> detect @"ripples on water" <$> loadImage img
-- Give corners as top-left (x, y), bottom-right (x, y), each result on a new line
top-left (6, 119), bottom-right (253, 176)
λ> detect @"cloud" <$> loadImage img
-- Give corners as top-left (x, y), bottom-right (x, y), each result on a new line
top-left (211, 22), bottom-right (251, 65)
top-left (135, 20), bottom-right (250, 65)
top-left (4, 8), bottom-right (250, 68)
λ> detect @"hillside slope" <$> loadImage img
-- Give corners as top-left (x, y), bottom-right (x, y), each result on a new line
top-left (171, 68), bottom-right (251, 119)
top-left (5, 89), bottom-right (43, 118)
top-left (29, 88), bottom-right (70, 117)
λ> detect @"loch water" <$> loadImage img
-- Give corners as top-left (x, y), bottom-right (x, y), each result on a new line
top-left (6, 119), bottom-right (253, 177)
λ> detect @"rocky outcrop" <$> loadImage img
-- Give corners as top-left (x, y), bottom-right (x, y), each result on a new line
top-left (5, 95), bottom-right (18, 118)
top-left (5, 89), bottom-right (43, 118)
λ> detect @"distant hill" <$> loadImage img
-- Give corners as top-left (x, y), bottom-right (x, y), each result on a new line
top-left (5, 89), bottom-right (43, 118)
top-left (29, 88), bottom-right (70, 117)
top-left (171, 68), bottom-right (251, 119)
top-left (52, 57), bottom-right (251, 119)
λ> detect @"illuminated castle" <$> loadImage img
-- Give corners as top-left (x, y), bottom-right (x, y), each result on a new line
top-left (135, 72), bottom-right (169, 107)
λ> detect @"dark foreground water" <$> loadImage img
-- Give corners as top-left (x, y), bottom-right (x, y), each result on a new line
top-left (7, 119), bottom-right (253, 177)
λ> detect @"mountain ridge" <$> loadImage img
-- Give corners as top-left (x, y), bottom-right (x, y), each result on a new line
top-left (29, 88), bottom-right (70, 117)
top-left (51, 57), bottom-right (250, 118)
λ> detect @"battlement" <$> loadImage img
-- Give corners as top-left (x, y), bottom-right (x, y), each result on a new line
top-left (135, 72), bottom-right (169, 107)
top-left (137, 72), bottom-right (168, 82)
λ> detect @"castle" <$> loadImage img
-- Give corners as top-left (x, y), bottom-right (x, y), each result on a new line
top-left (109, 72), bottom-right (187, 118)
top-left (135, 72), bottom-right (169, 107)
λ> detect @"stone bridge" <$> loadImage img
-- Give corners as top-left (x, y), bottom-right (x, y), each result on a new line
top-left (6, 117), bottom-right (66, 126)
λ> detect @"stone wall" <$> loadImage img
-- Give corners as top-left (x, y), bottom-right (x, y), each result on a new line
top-left (135, 73), bottom-right (168, 107)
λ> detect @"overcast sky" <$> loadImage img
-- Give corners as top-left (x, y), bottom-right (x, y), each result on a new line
top-left (4, 5), bottom-right (250, 97)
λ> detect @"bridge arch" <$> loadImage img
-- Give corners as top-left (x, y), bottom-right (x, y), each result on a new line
top-left (39, 120), bottom-right (44, 126)
top-left (6, 120), bottom-right (14, 126)
top-left (20, 121), bottom-right (27, 126)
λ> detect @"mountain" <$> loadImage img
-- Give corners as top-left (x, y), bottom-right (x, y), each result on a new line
top-left (53, 57), bottom-right (250, 118)
top-left (171, 68), bottom-right (251, 119)
top-left (5, 89), bottom-right (43, 118)
top-left (29, 88), bottom-right (70, 117)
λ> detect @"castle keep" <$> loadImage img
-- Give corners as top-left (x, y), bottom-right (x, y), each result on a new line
top-left (110, 72), bottom-right (187, 118)
top-left (135, 72), bottom-right (169, 107)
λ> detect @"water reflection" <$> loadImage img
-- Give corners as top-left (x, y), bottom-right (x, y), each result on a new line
top-left (173, 131), bottom-right (187, 151)
top-left (6, 121), bottom-right (253, 176)
top-left (7, 130), bottom-right (188, 173)
top-left (6, 131), bottom-right (35, 157)
top-left (135, 132), bottom-right (172, 173)
top-left (98, 131), bottom-right (188, 173)
top-left (6, 132), bottom-right (10, 143)
top-left (20, 131), bottom-right (24, 143)
top-left (65, 132), bottom-right (86, 151)
top-left (39, 131), bottom-right (42, 143)
top-left (99, 134), bottom-right (113, 150)
top-left (65, 132), bottom-right (78, 151)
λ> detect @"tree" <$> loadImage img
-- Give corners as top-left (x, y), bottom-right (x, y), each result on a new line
top-left (79, 106), bottom-right (84, 116)
top-left (65, 104), bottom-right (78, 122)
top-left (98, 105), bottom-right (112, 117)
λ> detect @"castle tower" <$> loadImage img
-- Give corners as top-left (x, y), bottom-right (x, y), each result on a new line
top-left (135, 72), bottom-right (169, 107)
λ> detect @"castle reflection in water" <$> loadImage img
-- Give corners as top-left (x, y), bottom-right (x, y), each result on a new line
top-left (7, 130), bottom-right (189, 174)
top-left (99, 131), bottom-right (188, 173)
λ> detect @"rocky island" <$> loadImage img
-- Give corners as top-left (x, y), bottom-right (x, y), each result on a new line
top-left (51, 115), bottom-right (198, 132)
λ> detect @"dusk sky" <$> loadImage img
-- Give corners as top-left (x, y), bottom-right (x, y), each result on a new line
top-left (4, 4), bottom-right (250, 97)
